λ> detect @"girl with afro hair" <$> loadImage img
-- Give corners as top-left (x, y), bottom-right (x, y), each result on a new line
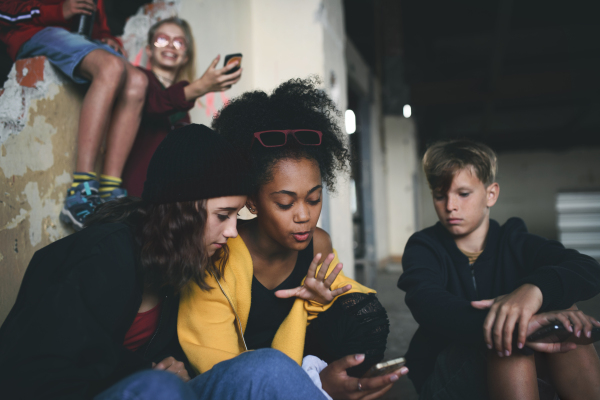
top-left (178, 77), bottom-right (408, 399)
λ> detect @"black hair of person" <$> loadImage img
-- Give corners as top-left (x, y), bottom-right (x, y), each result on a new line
top-left (212, 76), bottom-right (351, 193)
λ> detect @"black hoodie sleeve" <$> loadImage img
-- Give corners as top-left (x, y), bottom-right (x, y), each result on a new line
top-left (0, 227), bottom-right (139, 400)
top-left (507, 218), bottom-right (600, 311)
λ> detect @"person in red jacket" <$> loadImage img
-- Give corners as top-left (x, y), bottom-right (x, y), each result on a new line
top-left (0, 0), bottom-right (148, 230)
top-left (122, 17), bottom-right (242, 197)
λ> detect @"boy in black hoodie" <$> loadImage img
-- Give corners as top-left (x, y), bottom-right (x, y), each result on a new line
top-left (398, 139), bottom-right (600, 399)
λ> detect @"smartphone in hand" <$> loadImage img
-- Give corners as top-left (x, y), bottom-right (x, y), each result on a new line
top-left (223, 53), bottom-right (242, 74)
top-left (362, 357), bottom-right (406, 378)
top-left (527, 320), bottom-right (600, 344)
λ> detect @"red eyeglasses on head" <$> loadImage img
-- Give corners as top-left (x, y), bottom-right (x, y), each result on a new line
top-left (251, 129), bottom-right (323, 148)
top-left (153, 34), bottom-right (187, 51)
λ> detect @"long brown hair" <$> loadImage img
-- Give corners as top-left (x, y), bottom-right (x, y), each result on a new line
top-left (85, 197), bottom-right (227, 293)
top-left (147, 17), bottom-right (196, 83)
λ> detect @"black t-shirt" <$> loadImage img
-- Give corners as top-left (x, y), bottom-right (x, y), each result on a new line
top-left (244, 241), bottom-right (314, 350)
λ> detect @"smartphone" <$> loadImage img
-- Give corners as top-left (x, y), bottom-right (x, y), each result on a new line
top-left (527, 321), bottom-right (571, 343)
top-left (223, 53), bottom-right (242, 74)
top-left (527, 320), bottom-right (600, 344)
top-left (362, 357), bottom-right (406, 378)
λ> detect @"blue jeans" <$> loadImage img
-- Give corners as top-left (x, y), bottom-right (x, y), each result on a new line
top-left (95, 349), bottom-right (328, 400)
top-left (17, 27), bottom-right (122, 84)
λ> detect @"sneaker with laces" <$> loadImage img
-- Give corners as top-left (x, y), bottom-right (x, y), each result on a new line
top-left (102, 187), bottom-right (128, 202)
top-left (60, 180), bottom-right (103, 231)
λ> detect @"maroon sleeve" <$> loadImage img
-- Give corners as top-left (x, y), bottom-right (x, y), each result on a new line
top-left (144, 72), bottom-right (196, 118)
top-left (0, 1), bottom-right (65, 28)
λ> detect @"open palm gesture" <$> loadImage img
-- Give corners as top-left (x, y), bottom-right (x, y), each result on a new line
top-left (275, 253), bottom-right (352, 304)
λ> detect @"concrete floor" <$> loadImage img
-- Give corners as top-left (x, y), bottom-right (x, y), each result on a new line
top-left (373, 266), bottom-right (600, 400)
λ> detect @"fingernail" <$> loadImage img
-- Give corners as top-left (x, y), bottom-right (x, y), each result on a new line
top-left (587, 331), bottom-right (592, 338)
top-left (487, 344), bottom-right (492, 349)
top-left (497, 351), bottom-right (503, 357)
top-left (505, 350), bottom-right (510, 356)
top-left (577, 330), bottom-right (581, 337)
top-left (355, 354), bottom-right (365, 361)
top-left (400, 367), bottom-right (409, 375)
top-left (568, 325), bottom-right (573, 332)
top-left (518, 342), bottom-right (523, 349)
top-left (390, 374), bottom-right (399, 382)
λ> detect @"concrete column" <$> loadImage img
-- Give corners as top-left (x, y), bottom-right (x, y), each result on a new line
top-left (384, 116), bottom-right (418, 261)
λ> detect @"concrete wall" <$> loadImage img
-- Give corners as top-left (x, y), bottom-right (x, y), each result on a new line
top-left (369, 83), bottom-right (390, 264)
top-left (318, 1), bottom-right (355, 278)
top-left (417, 147), bottom-right (600, 240)
top-left (384, 116), bottom-right (418, 260)
top-left (346, 39), bottom-right (391, 266)
top-left (0, 57), bottom-right (84, 324)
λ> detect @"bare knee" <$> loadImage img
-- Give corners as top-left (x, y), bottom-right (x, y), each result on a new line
top-left (92, 53), bottom-right (126, 89)
top-left (487, 351), bottom-right (539, 400)
top-left (119, 66), bottom-right (148, 103)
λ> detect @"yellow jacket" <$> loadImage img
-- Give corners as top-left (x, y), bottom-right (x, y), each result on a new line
top-left (178, 235), bottom-right (375, 374)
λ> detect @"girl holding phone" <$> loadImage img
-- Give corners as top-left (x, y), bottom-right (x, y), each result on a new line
top-left (0, 124), bottom-right (329, 400)
top-left (122, 17), bottom-right (243, 198)
top-left (179, 78), bottom-right (408, 400)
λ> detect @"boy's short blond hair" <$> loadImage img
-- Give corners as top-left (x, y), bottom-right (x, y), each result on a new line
top-left (423, 139), bottom-right (497, 193)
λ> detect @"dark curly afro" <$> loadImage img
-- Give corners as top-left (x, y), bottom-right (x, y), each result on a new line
top-left (212, 76), bottom-right (351, 193)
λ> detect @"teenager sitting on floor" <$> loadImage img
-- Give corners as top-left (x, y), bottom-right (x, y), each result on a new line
top-left (398, 139), bottom-right (600, 400)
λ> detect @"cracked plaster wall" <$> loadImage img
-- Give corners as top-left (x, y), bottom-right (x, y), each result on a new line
top-left (0, 58), bottom-right (85, 324)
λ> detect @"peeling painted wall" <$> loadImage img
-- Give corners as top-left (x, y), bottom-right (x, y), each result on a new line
top-left (0, 57), bottom-right (84, 324)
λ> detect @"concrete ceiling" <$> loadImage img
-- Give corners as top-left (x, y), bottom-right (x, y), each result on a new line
top-left (345, 0), bottom-right (600, 153)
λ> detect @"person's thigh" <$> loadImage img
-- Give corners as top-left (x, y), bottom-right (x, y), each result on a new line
top-left (419, 344), bottom-right (489, 400)
top-left (94, 370), bottom-right (197, 400)
top-left (188, 348), bottom-right (327, 400)
top-left (17, 27), bottom-right (122, 84)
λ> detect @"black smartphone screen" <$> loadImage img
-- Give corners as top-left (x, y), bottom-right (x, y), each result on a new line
top-left (527, 321), bottom-right (571, 343)
top-left (223, 53), bottom-right (242, 74)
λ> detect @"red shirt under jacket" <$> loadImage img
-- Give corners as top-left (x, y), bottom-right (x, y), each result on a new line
top-left (123, 301), bottom-right (162, 352)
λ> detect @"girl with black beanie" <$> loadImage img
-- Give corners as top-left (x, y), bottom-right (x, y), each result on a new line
top-left (179, 78), bottom-right (408, 400)
top-left (0, 124), bottom-right (329, 400)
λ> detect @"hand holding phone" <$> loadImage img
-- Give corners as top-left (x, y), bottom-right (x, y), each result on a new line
top-left (223, 53), bottom-right (242, 74)
top-left (320, 354), bottom-right (407, 400)
top-left (186, 55), bottom-right (242, 100)
top-left (528, 320), bottom-right (600, 345)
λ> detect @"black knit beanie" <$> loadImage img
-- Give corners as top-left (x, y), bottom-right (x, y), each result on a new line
top-left (142, 124), bottom-right (251, 204)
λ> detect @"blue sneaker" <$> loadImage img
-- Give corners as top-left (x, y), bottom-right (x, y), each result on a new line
top-left (102, 187), bottom-right (128, 202)
top-left (60, 180), bottom-right (103, 231)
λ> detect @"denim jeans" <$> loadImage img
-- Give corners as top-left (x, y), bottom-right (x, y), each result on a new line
top-left (95, 348), bottom-right (328, 400)
top-left (17, 27), bottom-right (122, 84)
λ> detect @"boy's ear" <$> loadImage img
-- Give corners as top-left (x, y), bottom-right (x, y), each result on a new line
top-left (486, 182), bottom-right (500, 207)
top-left (145, 45), bottom-right (152, 60)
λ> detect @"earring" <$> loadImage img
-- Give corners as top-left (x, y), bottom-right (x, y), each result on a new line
top-left (247, 205), bottom-right (256, 213)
